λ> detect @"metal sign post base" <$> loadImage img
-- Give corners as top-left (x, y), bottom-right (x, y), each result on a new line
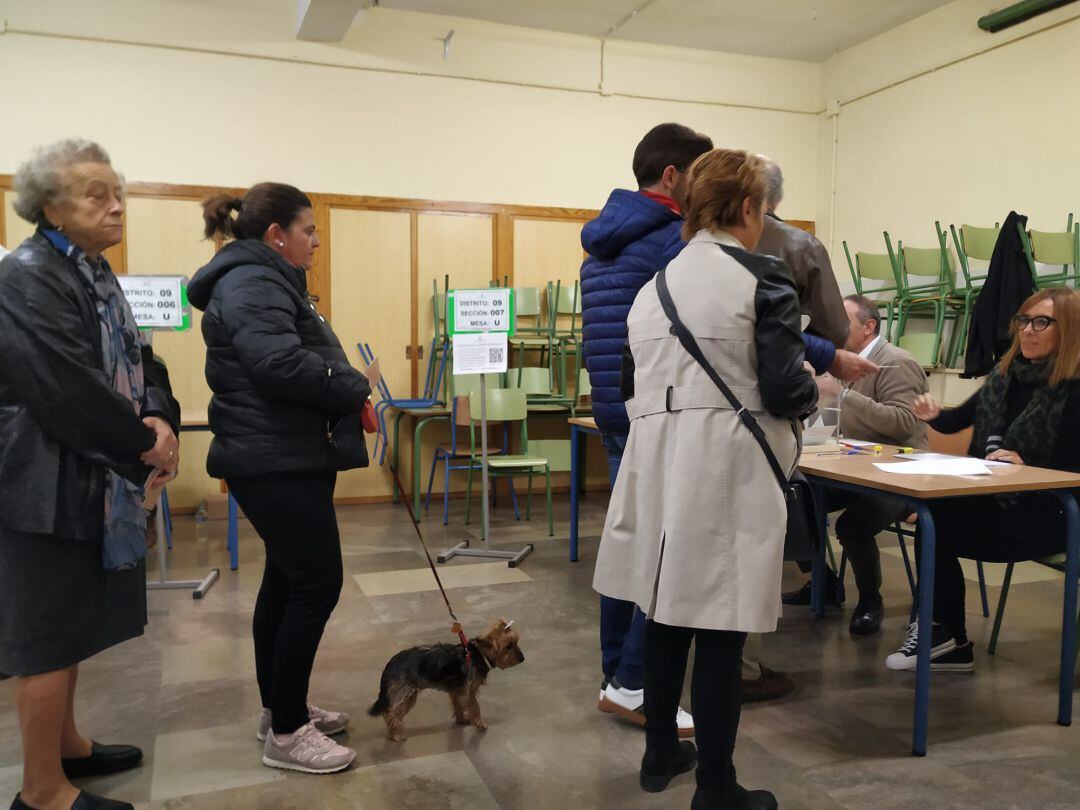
top-left (438, 540), bottom-right (534, 568)
top-left (146, 506), bottom-right (221, 600)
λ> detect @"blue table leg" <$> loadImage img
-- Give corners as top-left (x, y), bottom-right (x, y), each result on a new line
top-left (227, 492), bottom-right (239, 571)
top-left (811, 482), bottom-right (828, 618)
top-left (911, 499), bottom-right (935, 757)
top-left (1053, 491), bottom-right (1079, 726)
top-left (570, 424), bottom-right (581, 563)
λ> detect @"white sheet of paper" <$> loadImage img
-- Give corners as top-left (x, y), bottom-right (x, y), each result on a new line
top-left (874, 459), bottom-right (992, 476)
top-left (803, 423), bottom-right (837, 445)
top-left (362, 356), bottom-right (381, 390)
top-left (453, 332), bottom-right (508, 374)
top-left (840, 439), bottom-right (875, 447)
top-left (893, 451), bottom-right (1008, 468)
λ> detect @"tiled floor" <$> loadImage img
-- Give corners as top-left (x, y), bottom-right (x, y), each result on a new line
top-left (2, 492), bottom-right (1080, 809)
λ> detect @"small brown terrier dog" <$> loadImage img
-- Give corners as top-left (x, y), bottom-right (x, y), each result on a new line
top-left (368, 619), bottom-right (524, 742)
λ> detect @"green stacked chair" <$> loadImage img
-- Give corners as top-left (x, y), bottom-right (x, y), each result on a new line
top-left (843, 242), bottom-right (902, 340)
top-left (944, 222), bottom-right (1000, 367)
top-left (464, 388), bottom-right (554, 536)
top-left (889, 230), bottom-right (959, 368)
top-left (1019, 214), bottom-right (1079, 289)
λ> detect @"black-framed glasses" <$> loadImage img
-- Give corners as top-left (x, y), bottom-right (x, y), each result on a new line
top-left (1013, 314), bottom-right (1057, 332)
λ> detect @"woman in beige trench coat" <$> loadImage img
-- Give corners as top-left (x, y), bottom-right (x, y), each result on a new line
top-left (593, 150), bottom-right (817, 810)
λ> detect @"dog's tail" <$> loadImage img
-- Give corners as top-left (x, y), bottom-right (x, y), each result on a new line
top-left (368, 687), bottom-right (389, 717)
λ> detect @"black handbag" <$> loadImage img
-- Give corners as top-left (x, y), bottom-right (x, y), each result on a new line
top-left (654, 268), bottom-right (821, 562)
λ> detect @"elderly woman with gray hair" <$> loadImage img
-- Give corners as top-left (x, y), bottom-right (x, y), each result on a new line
top-left (0, 140), bottom-right (180, 810)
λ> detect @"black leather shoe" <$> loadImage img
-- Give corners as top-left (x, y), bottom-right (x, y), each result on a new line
top-left (781, 572), bottom-right (841, 606)
top-left (11, 792), bottom-right (133, 810)
top-left (640, 740), bottom-right (697, 793)
top-left (62, 743), bottom-right (143, 780)
top-left (849, 596), bottom-right (884, 636)
top-left (692, 784), bottom-right (779, 809)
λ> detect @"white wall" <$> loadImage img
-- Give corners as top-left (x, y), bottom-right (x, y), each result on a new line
top-left (0, 0), bottom-right (822, 217)
top-left (817, 0), bottom-right (1080, 270)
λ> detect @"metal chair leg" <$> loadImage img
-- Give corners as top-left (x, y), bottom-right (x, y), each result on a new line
top-left (976, 560), bottom-right (990, 618)
top-left (988, 562), bottom-right (1015, 655)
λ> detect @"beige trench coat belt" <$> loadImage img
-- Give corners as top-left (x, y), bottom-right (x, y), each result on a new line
top-left (625, 384), bottom-right (765, 420)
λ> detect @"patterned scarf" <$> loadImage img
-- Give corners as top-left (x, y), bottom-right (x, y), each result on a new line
top-left (43, 229), bottom-right (149, 570)
top-left (973, 355), bottom-right (1067, 468)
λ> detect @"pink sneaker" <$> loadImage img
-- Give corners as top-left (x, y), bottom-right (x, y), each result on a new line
top-left (262, 722), bottom-right (356, 774)
top-left (257, 703), bottom-right (350, 742)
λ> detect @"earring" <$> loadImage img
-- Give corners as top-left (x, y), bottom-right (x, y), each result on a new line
top-left (277, 241), bottom-right (284, 247)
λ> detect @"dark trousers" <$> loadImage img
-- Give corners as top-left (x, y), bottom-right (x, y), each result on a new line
top-left (829, 489), bottom-right (908, 600)
top-left (227, 471), bottom-right (344, 734)
top-left (598, 432), bottom-right (646, 690)
top-left (644, 620), bottom-right (746, 791)
top-left (920, 493), bottom-right (1066, 644)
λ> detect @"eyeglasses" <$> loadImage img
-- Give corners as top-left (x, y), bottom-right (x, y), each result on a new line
top-left (1012, 314), bottom-right (1057, 332)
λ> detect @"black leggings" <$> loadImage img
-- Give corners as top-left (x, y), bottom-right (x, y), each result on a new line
top-left (644, 620), bottom-right (746, 791)
top-left (227, 471), bottom-right (343, 735)
top-left (920, 492), bottom-right (1067, 644)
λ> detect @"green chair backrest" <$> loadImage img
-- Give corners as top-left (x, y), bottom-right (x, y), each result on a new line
top-left (1030, 228), bottom-right (1078, 265)
top-left (506, 366), bottom-right (553, 396)
top-left (468, 388), bottom-right (528, 423)
top-left (526, 439), bottom-right (572, 472)
top-left (576, 369), bottom-right (592, 398)
top-left (857, 251), bottom-right (897, 282)
top-left (515, 287), bottom-right (542, 318)
top-left (554, 281), bottom-right (582, 315)
top-left (901, 246), bottom-right (945, 279)
top-left (958, 224), bottom-right (1000, 261)
top-left (898, 333), bottom-right (937, 367)
top-left (451, 373), bottom-right (503, 398)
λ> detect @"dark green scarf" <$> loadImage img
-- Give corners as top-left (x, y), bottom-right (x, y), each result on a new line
top-left (973, 357), bottom-right (1067, 468)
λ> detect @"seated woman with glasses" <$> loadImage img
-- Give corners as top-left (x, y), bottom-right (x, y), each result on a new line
top-left (885, 287), bottom-right (1080, 673)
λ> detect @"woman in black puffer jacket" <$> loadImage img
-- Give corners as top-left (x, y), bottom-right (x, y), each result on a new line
top-left (189, 183), bottom-right (371, 775)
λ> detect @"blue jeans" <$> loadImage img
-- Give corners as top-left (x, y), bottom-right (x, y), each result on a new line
top-left (599, 432), bottom-right (646, 691)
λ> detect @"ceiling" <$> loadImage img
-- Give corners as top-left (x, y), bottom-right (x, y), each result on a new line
top-left (375, 0), bottom-right (954, 62)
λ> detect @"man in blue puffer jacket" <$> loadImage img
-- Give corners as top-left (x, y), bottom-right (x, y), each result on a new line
top-left (582, 124), bottom-right (711, 737)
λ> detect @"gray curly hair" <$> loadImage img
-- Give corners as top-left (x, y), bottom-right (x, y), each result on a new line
top-left (13, 139), bottom-right (115, 226)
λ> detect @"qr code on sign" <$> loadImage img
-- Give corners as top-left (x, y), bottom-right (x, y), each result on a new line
top-left (488, 346), bottom-right (505, 364)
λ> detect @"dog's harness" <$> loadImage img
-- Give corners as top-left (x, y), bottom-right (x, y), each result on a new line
top-left (388, 462), bottom-right (473, 673)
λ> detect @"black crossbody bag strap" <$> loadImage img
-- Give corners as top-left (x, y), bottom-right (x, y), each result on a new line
top-left (654, 268), bottom-right (792, 493)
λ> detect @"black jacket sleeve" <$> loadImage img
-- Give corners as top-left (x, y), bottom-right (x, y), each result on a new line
top-left (219, 270), bottom-right (371, 414)
top-left (753, 257), bottom-right (819, 419)
top-left (0, 262), bottom-right (156, 465)
top-left (140, 346), bottom-right (181, 435)
top-left (928, 391), bottom-right (978, 434)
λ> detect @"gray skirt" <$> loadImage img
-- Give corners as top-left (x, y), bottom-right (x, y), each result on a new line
top-left (0, 523), bottom-right (147, 678)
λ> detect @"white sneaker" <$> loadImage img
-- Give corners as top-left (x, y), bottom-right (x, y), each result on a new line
top-left (676, 707), bottom-right (695, 739)
top-left (257, 703), bottom-right (350, 742)
top-left (598, 681), bottom-right (694, 737)
top-left (885, 620), bottom-right (960, 671)
top-left (262, 723), bottom-right (356, 774)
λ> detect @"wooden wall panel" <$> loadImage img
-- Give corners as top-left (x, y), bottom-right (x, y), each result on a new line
top-left (124, 197), bottom-right (217, 508)
top-left (512, 218), bottom-right (586, 292)
top-left (329, 208), bottom-right (412, 499)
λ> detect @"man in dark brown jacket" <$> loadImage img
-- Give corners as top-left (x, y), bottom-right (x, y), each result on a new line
top-left (755, 158), bottom-right (850, 349)
top-left (784, 295), bottom-right (930, 635)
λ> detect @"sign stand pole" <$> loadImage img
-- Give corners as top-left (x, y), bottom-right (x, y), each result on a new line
top-left (137, 329), bottom-right (222, 598)
top-left (439, 325), bottom-right (533, 568)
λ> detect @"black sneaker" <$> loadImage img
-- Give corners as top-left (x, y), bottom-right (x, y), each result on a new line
top-left (885, 621), bottom-right (973, 671)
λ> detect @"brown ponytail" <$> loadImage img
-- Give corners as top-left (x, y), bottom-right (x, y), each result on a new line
top-left (201, 183), bottom-right (312, 242)
top-left (202, 194), bottom-right (243, 240)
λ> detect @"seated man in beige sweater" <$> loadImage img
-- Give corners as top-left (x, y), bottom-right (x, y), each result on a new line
top-left (784, 295), bottom-right (930, 635)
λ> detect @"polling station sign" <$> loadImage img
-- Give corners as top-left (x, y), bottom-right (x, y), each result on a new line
top-left (117, 275), bottom-right (192, 331)
top-left (447, 288), bottom-right (515, 335)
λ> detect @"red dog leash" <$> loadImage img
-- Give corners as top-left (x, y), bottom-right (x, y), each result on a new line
top-left (386, 461), bottom-right (472, 673)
